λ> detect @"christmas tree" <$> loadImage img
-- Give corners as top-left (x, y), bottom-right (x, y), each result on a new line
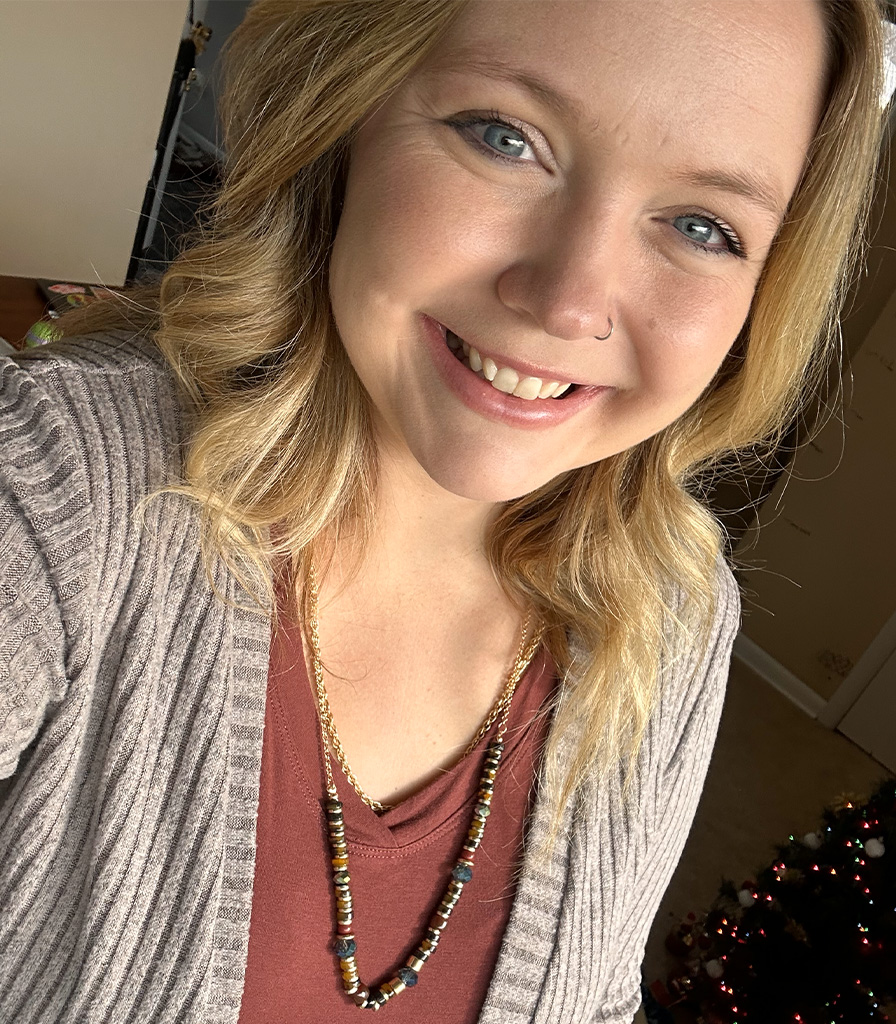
top-left (656, 775), bottom-right (896, 1023)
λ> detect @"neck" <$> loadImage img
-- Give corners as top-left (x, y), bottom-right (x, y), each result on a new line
top-left (321, 442), bottom-right (509, 610)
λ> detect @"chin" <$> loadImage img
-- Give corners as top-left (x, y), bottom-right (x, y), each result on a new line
top-left (411, 445), bottom-right (572, 504)
top-left (430, 474), bottom-right (541, 504)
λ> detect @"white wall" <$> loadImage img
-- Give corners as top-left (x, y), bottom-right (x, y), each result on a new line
top-left (0, 1), bottom-right (188, 285)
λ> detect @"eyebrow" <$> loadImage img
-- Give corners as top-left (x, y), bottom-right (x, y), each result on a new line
top-left (670, 168), bottom-right (787, 223)
top-left (422, 56), bottom-right (788, 222)
top-left (421, 55), bottom-right (598, 133)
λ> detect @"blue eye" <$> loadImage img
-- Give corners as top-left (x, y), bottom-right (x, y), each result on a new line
top-left (673, 214), bottom-right (745, 257)
top-left (446, 111), bottom-right (538, 165)
top-left (480, 123), bottom-right (529, 159)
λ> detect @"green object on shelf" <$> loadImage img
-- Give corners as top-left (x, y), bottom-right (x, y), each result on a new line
top-left (25, 320), bottom-right (61, 348)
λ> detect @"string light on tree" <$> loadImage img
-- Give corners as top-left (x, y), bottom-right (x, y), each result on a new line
top-left (655, 777), bottom-right (896, 1022)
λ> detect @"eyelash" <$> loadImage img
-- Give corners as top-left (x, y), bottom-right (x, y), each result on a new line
top-left (444, 109), bottom-right (748, 260)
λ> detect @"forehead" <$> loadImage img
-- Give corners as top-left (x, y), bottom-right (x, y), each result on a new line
top-left (422, 0), bottom-right (825, 93)
top-left (413, 0), bottom-right (827, 208)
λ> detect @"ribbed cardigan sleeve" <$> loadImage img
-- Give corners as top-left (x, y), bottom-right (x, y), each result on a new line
top-left (479, 558), bottom-right (740, 1023)
top-left (0, 333), bottom-right (276, 1024)
top-left (0, 354), bottom-right (95, 778)
top-left (589, 562), bottom-right (740, 1021)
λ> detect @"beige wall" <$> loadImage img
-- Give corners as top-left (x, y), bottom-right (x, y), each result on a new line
top-left (0, 1), bottom-right (188, 286)
top-left (738, 288), bottom-right (896, 700)
top-left (731, 128), bottom-right (896, 713)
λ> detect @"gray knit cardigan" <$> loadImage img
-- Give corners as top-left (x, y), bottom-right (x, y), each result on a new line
top-left (0, 332), bottom-right (740, 1024)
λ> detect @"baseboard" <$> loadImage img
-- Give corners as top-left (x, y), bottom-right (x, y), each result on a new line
top-left (732, 632), bottom-right (828, 719)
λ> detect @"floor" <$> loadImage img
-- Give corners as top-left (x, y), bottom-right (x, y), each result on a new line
top-left (0, 275), bottom-right (46, 349)
top-left (642, 655), bottom-right (890, 1002)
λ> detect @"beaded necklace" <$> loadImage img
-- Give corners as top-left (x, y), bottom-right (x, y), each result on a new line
top-left (306, 563), bottom-right (543, 1011)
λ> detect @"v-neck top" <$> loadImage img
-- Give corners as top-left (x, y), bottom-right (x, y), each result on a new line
top-left (238, 609), bottom-right (558, 1023)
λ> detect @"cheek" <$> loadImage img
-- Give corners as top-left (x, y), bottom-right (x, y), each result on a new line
top-left (345, 147), bottom-right (451, 261)
top-left (635, 273), bottom-right (752, 394)
top-left (339, 133), bottom-right (524, 290)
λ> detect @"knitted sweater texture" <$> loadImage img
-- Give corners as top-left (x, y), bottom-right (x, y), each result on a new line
top-left (0, 332), bottom-right (740, 1024)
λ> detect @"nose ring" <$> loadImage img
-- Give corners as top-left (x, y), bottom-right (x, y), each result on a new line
top-left (594, 317), bottom-right (614, 341)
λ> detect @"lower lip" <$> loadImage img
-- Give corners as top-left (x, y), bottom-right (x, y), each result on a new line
top-left (420, 314), bottom-right (608, 430)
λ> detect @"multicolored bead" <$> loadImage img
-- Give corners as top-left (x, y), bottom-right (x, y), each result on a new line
top-left (452, 862), bottom-right (473, 882)
top-left (322, 704), bottom-right (515, 1011)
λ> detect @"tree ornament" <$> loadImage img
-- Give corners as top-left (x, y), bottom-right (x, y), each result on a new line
top-left (704, 958), bottom-right (724, 979)
top-left (737, 887), bottom-right (756, 908)
top-left (667, 966), bottom-right (697, 998)
top-left (802, 831), bottom-right (823, 849)
top-left (864, 837), bottom-right (885, 858)
top-left (665, 915), bottom-right (699, 957)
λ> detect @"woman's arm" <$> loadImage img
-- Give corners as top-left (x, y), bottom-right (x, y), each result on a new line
top-left (0, 355), bottom-right (94, 779)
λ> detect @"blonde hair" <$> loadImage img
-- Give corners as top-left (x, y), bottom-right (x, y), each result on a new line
top-left (60, 0), bottom-right (888, 830)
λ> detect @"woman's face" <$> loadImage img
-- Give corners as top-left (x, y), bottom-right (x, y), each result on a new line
top-left (328, 0), bottom-right (826, 503)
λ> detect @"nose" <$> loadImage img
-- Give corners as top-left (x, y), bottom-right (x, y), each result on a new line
top-left (496, 195), bottom-right (620, 342)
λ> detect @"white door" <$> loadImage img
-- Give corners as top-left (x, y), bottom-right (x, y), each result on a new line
top-left (838, 648), bottom-right (896, 772)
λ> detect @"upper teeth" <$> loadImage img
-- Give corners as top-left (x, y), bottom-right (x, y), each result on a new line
top-left (446, 330), bottom-right (572, 400)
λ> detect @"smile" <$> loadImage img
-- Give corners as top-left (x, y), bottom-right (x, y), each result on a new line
top-left (421, 315), bottom-right (607, 430)
top-left (445, 330), bottom-right (576, 401)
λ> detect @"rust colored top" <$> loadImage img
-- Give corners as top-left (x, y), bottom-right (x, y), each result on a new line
top-left (239, 611), bottom-right (556, 1024)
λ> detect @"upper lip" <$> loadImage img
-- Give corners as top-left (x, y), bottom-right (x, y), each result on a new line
top-left (438, 321), bottom-right (603, 388)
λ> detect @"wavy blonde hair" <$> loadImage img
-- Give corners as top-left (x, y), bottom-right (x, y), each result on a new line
top-left (60, 0), bottom-right (888, 827)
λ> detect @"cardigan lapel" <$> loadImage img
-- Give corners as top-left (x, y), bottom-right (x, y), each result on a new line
top-left (477, 709), bottom-right (580, 1023)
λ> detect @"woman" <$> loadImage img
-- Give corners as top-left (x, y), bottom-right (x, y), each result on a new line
top-left (0, 1), bottom-right (887, 1021)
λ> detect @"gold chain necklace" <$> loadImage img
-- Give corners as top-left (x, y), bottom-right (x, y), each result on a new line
top-left (306, 564), bottom-right (538, 812)
top-left (305, 562), bottom-right (543, 1011)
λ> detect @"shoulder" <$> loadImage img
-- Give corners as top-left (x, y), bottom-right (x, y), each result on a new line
top-left (692, 552), bottom-right (741, 684)
top-left (3, 328), bottom-right (171, 387)
top-left (711, 551), bottom-right (741, 634)
top-left (2, 329), bottom-right (191, 501)
top-left (2, 328), bottom-right (186, 441)
top-left (0, 331), bottom-right (204, 779)
top-left (692, 552), bottom-right (741, 691)
top-left (654, 551), bottom-right (741, 775)
top-left (0, 328), bottom-right (196, 648)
